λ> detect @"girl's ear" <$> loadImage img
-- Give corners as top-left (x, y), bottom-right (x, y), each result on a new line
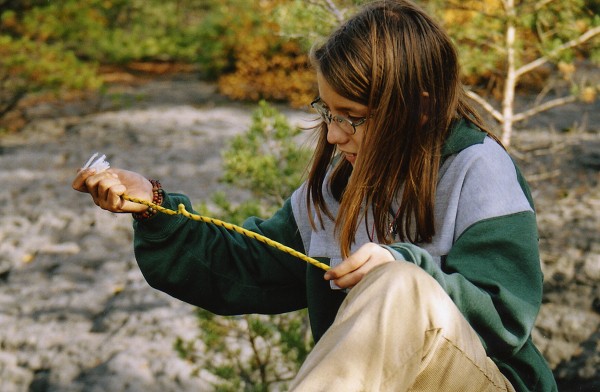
top-left (420, 92), bottom-right (430, 126)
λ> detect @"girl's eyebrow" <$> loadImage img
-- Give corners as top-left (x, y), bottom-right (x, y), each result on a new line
top-left (320, 98), bottom-right (366, 114)
top-left (336, 106), bottom-right (368, 116)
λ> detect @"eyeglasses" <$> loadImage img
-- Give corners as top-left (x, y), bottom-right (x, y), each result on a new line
top-left (310, 97), bottom-right (368, 135)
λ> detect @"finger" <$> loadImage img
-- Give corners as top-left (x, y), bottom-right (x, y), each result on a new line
top-left (85, 171), bottom-right (118, 202)
top-left (108, 183), bottom-right (124, 208)
top-left (324, 256), bottom-right (363, 280)
top-left (331, 263), bottom-right (371, 289)
top-left (324, 243), bottom-right (376, 280)
top-left (107, 183), bottom-right (139, 212)
top-left (325, 243), bottom-right (394, 284)
top-left (99, 181), bottom-right (147, 213)
top-left (72, 168), bottom-right (96, 193)
top-left (333, 257), bottom-right (395, 289)
top-left (96, 176), bottom-right (122, 206)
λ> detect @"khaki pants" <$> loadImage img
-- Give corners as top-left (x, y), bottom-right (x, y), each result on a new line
top-left (290, 262), bottom-right (516, 392)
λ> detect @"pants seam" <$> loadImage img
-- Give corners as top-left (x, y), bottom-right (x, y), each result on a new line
top-left (437, 332), bottom-right (509, 391)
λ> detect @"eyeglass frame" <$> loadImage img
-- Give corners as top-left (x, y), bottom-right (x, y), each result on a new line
top-left (310, 97), bottom-right (369, 135)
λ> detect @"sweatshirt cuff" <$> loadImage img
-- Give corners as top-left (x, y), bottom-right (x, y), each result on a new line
top-left (133, 192), bottom-right (191, 235)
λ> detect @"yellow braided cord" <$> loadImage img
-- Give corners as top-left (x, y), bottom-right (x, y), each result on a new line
top-left (123, 194), bottom-right (330, 271)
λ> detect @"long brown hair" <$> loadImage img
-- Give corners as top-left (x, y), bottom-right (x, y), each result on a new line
top-left (306, 0), bottom-right (494, 257)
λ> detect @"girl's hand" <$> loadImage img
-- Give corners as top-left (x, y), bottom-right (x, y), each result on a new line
top-left (324, 243), bottom-right (395, 289)
top-left (72, 168), bottom-right (153, 213)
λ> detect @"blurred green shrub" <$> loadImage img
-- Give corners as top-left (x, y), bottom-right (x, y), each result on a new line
top-left (176, 101), bottom-right (314, 391)
top-left (197, 99), bottom-right (312, 226)
top-left (0, 0), bottom-right (321, 127)
top-left (0, 32), bottom-right (101, 131)
top-left (3, 0), bottom-right (208, 64)
top-left (221, 100), bottom-right (311, 205)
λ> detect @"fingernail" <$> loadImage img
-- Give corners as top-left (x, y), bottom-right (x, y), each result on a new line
top-left (324, 272), bottom-right (331, 280)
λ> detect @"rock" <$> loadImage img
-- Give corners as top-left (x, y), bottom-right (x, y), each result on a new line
top-left (574, 141), bottom-right (600, 169)
top-left (583, 254), bottom-right (600, 281)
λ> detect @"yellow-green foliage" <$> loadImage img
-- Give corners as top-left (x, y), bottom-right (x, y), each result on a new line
top-left (211, 0), bottom-right (317, 108)
top-left (0, 0), bottom-right (320, 120)
top-left (0, 32), bottom-right (101, 130)
top-left (6, 0), bottom-right (209, 64)
top-left (218, 39), bottom-right (316, 108)
top-left (0, 34), bottom-right (101, 91)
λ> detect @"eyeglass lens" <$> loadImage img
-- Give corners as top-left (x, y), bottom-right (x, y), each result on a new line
top-left (312, 99), bottom-right (357, 134)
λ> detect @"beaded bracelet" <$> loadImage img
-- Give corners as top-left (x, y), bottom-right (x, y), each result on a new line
top-left (132, 179), bottom-right (164, 221)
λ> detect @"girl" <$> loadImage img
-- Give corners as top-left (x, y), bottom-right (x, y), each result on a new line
top-left (73, 1), bottom-right (557, 390)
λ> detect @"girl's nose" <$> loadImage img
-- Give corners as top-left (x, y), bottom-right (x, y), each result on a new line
top-left (326, 122), bottom-right (349, 145)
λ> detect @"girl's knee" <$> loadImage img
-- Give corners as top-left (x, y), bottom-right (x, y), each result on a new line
top-left (362, 261), bottom-right (440, 295)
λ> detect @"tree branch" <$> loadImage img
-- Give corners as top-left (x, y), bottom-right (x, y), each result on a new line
top-left (515, 25), bottom-right (600, 78)
top-left (533, 79), bottom-right (555, 107)
top-left (307, 0), bottom-right (345, 24)
top-left (456, 37), bottom-right (506, 55)
top-left (323, 0), bottom-right (345, 24)
top-left (466, 90), bottom-right (504, 122)
top-left (0, 88), bottom-right (27, 118)
top-left (534, 0), bottom-right (559, 11)
top-left (524, 169), bottom-right (561, 183)
top-left (512, 95), bottom-right (578, 123)
top-left (444, 1), bottom-right (501, 18)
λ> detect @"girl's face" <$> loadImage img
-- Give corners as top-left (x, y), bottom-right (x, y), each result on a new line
top-left (316, 72), bottom-right (368, 166)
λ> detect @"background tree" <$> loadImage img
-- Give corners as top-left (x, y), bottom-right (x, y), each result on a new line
top-left (0, 0), bottom-right (209, 131)
top-left (0, 2), bottom-right (102, 131)
top-left (428, 0), bottom-right (600, 146)
top-left (0, 0), bottom-right (321, 130)
top-left (208, 0), bottom-right (317, 107)
top-left (273, 0), bottom-right (360, 48)
top-left (276, 0), bottom-right (600, 147)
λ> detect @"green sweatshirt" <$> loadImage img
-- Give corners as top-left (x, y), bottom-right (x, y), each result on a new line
top-left (133, 119), bottom-right (557, 391)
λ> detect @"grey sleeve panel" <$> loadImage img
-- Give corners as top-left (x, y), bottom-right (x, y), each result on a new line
top-left (291, 183), bottom-right (313, 256)
top-left (291, 138), bottom-right (532, 269)
top-left (435, 137), bottom-right (533, 243)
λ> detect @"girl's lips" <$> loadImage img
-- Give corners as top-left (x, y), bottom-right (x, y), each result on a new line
top-left (344, 152), bottom-right (357, 165)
